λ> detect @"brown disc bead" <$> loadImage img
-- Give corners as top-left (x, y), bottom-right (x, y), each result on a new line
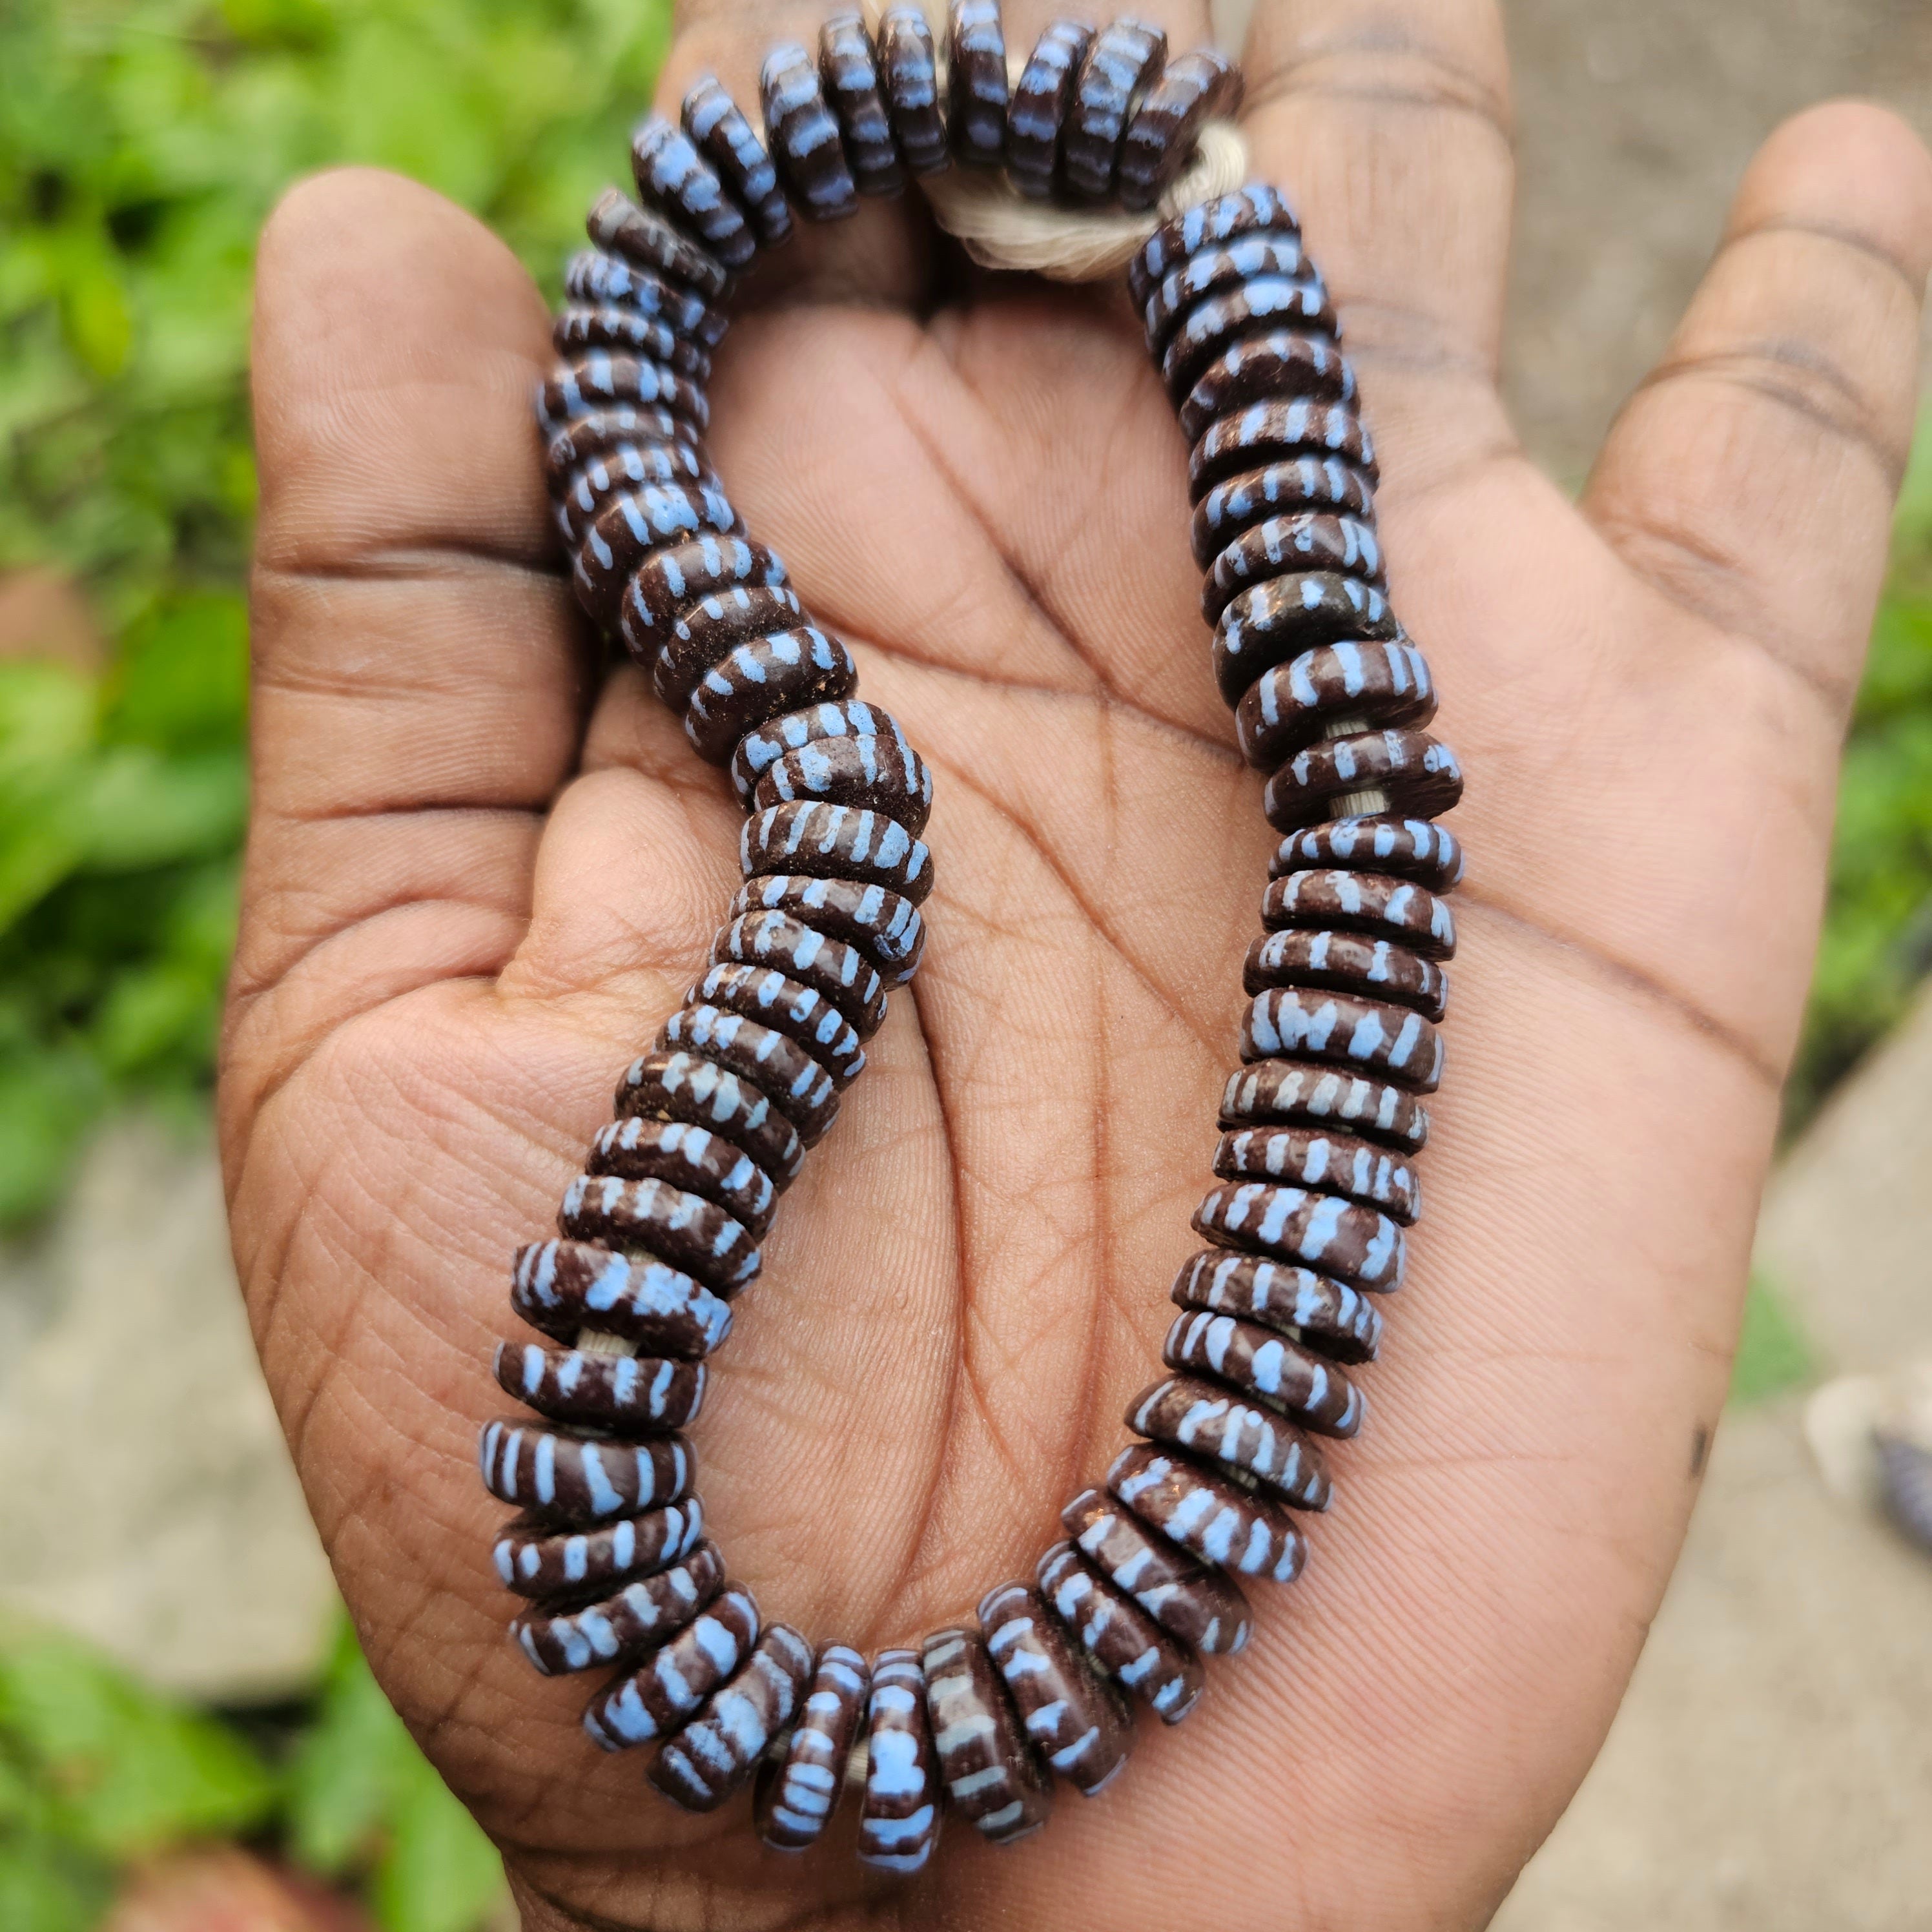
top-left (1264, 726), bottom-right (1466, 831)
top-left (1143, 233), bottom-right (1313, 350)
top-left (1261, 865), bottom-right (1455, 958)
top-left (1128, 181), bottom-right (1300, 308)
top-left (732, 874), bottom-right (926, 983)
top-left (493, 1340), bottom-right (709, 1431)
top-left (616, 1048), bottom-right (805, 1189)
top-left (875, 5), bottom-right (948, 174)
top-left (1035, 1541), bottom-right (1205, 1724)
top-left (1179, 331), bottom-right (1357, 442)
top-left (509, 1239), bottom-right (734, 1357)
top-left (543, 409), bottom-right (699, 498)
top-left (1272, 814), bottom-right (1465, 892)
top-left (1128, 1375), bottom-right (1332, 1511)
top-left (1237, 641), bottom-right (1437, 768)
top-left (1063, 19), bottom-right (1166, 200)
top-left (1221, 1057), bottom-right (1430, 1155)
top-left (741, 801), bottom-right (934, 904)
top-left (478, 1417), bottom-right (695, 1517)
top-left (586, 1116), bottom-right (777, 1239)
top-left (553, 308), bottom-right (711, 380)
top-left (712, 909), bottom-right (889, 1036)
top-left (538, 355), bottom-right (711, 438)
top-left (858, 1648), bottom-right (942, 1873)
top-left (493, 1495), bottom-right (705, 1599)
top-left (1060, 1488), bottom-right (1251, 1654)
top-left (1191, 458), bottom-right (1377, 568)
top-left (750, 735), bottom-right (934, 836)
top-left (978, 1583), bottom-right (1133, 1796)
top-left (563, 249), bottom-right (727, 347)
top-left (1162, 278), bottom-right (1341, 396)
top-left (947, 0), bottom-right (1009, 165)
top-left (650, 584), bottom-right (807, 702)
top-left (1117, 48), bottom-right (1242, 211)
top-left (585, 187), bottom-right (730, 302)
top-left (513, 1544), bottom-right (726, 1677)
top-left (1213, 575), bottom-right (1399, 704)
top-left (1191, 401), bottom-right (1375, 500)
top-left (573, 479), bottom-right (739, 625)
top-left (731, 699), bottom-right (931, 823)
top-left (687, 961), bottom-right (865, 1087)
top-left (756, 1643), bottom-right (869, 1851)
top-left (558, 1173), bottom-right (761, 1296)
top-left (1196, 1171), bottom-right (1408, 1288)
top-left (685, 627), bottom-right (861, 763)
top-left (630, 114), bottom-right (755, 270)
top-left (682, 75), bottom-right (792, 250)
top-left (1206, 513), bottom-right (1384, 624)
top-left (820, 11), bottom-right (903, 196)
top-left (555, 442), bottom-right (706, 548)
top-left (921, 1627), bottom-right (1053, 1843)
top-left (1215, 1124), bottom-right (1420, 1225)
top-left (1107, 1442), bottom-right (1306, 1584)
top-left (761, 41), bottom-right (858, 221)
top-left (625, 536), bottom-right (790, 652)
top-left (1171, 1246), bottom-right (1384, 1364)
top-left (1164, 1306), bottom-right (1368, 1436)
top-left (1006, 20), bottom-right (1093, 198)
top-left (1244, 927), bottom-right (1448, 1024)
top-left (650, 1624), bottom-right (813, 1811)
top-left (657, 1005), bottom-right (839, 1144)
top-left (584, 1584), bottom-right (760, 1751)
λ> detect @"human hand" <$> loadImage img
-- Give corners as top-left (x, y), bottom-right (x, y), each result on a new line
top-left (221, 1), bottom-right (1932, 1926)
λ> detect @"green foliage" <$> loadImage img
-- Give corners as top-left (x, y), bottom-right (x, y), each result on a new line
top-left (1728, 1273), bottom-right (1815, 1406)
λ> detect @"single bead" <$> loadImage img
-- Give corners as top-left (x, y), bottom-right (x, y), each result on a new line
top-left (756, 1643), bottom-right (870, 1849)
top-left (1244, 927), bottom-right (1448, 1025)
top-left (1197, 1173), bottom-right (1410, 1289)
top-left (537, 356), bottom-right (711, 438)
top-left (573, 478), bottom-right (739, 626)
top-left (512, 1544), bottom-right (725, 1676)
top-left (685, 626), bottom-right (861, 763)
top-left (544, 410), bottom-right (699, 502)
top-left (1164, 1307), bottom-right (1368, 1437)
top-left (630, 114), bottom-right (755, 269)
top-left (762, 42), bottom-right (859, 221)
top-left (584, 1584), bottom-right (760, 1751)
top-left (875, 5), bottom-right (949, 174)
top-left (1127, 1373), bottom-right (1333, 1510)
top-left (858, 1648), bottom-right (942, 1873)
top-left (946, 0), bottom-right (1009, 166)
top-left (563, 249), bottom-right (728, 347)
top-left (553, 307), bottom-right (711, 380)
top-left (1215, 1124), bottom-right (1420, 1225)
top-left (686, 962), bottom-right (865, 1087)
top-left (1191, 400), bottom-right (1375, 502)
top-left (978, 1582), bottom-right (1133, 1796)
top-left (615, 1048), bottom-right (805, 1188)
top-left (750, 734), bottom-right (934, 836)
top-left (742, 801), bottom-right (934, 905)
top-left (1238, 641), bottom-right (1435, 771)
top-left (1107, 1442), bottom-right (1306, 1583)
top-left (1179, 331), bottom-right (1358, 442)
top-left (1006, 20), bottom-right (1094, 198)
top-left (1117, 48), bottom-right (1242, 211)
top-left (732, 874), bottom-right (926, 983)
top-left (1262, 726), bottom-right (1465, 831)
top-left (585, 187), bottom-right (731, 303)
top-left (1213, 574), bottom-right (1399, 706)
top-left (1143, 232), bottom-right (1313, 350)
top-left (1271, 814), bottom-right (1465, 892)
top-left (730, 699), bottom-right (928, 817)
top-left (587, 1116), bottom-right (777, 1239)
top-left (1035, 1541), bottom-right (1205, 1724)
top-left (624, 537), bottom-right (790, 650)
top-left (1220, 1057), bottom-right (1430, 1155)
top-left (1205, 512), bottom-right (1384, 624)
top-left (921, 1626), bottom-right (1053, 1843)
top-left (509, 1239), bottom-right (734, 1357)
top-left (1171, 1246), bottom-right (1384, 1364)
top-left (1238, 985), bottom-right (1443, 1096)
top-left (1191, 458), bottom-right (1377, 568)
top-left (1129, 183), bottom-right (1302, 309)
top-left (557, 1173), bottom-right (760, 1296)
top-left (555, 442), bottom-right (706, 550)
top-left (683, 74), bottom-right (794, 250)
top-left (712, 909), bottom-right (889, 1037)
top-left (821, 10), bottom-right (905, 196)
top-left (1163, 278), bottom-right (1340, 396)
top-left (1063, 18), bottom-right (1166, 199)
top-left (479, 1418), bottom-right (694, 1516)
top-left (657, 1005), bottom-right (840, 1144)
top-left (493, 1496), bottom-right (705, 1600)
top-left (493, 1341), bottom-right (708, 1431)
top-left (650, 584), bottom-right (808, 702)
top-left (1261, 865), bottom-right (1455, 959)
top-left (1060, 1488), bottom-right (1251, 1654)
top-left (650, 1624), bottom-right (813, 1811)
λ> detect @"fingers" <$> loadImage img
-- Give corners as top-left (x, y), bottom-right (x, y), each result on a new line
top-left (1583, 102), bottom-right (1932, 715)
top-left (229, 169), bottom-right (585, 1133)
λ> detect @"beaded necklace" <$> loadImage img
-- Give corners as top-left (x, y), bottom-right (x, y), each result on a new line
top-left (478, 1), bottom-right (1464, 1871)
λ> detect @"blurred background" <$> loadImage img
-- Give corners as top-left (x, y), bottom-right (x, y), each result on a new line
top-left (0, 1), bottom-right (1928, 1927)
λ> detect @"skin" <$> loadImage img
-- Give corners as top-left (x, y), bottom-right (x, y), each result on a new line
top-left (221, 0), bottom-right (1932, 1926)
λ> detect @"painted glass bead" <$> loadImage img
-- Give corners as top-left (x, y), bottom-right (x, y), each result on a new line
top-left (875, 5), bottom-right (949, 175)
top-left (1143, 233), bottom-right (1313, 349)
top-left (615, 1048), bottom-right (805, 1187)
top-left (820, 10), bottom-right (905, 197)
top-left (493, 1496), bottom-right (705, 1600)
top-left (573, 478), bottom-right (739, 625)
top-left (977, 1583), bottom-right (1133, 1796)
top-left (478, 1418), bottom-right (694, 1516)
top-left (1191, 458), bottom-right (1378, 568)
top-left (557, 1172), bottom-right (761, 1296)
top-left (1170, 1246), bottom-right (1385, 1364)
top-left (1195, 1173), bottom-right (1410, 1288)
top-left (1213, 574), bottom-right (1399, 705)
top-left (730, 699), bottom-right (928, 814)
top-left (1260, 865), bottom-right (1455, 958)
top-left (858, 1649), bottom-right (942, 1872)
top-left (684, 626), bottom-right (861, 763)
top-left (1205, 511), bottom-right (1384, 624)
top-left (537, 356), bottom-right (711, 439)
top-left (1220, 1056), bottom-right (1430, 1154)
top-left (1191, 400), bottom-right (1375, 499)
top-left (1118, 48), bottom-right (1242, 211)
top-left (1129, 183), bottom-right (1302, 309)
top-left (711, 909), bottom-right (890, 1036)
top-left (562, 249), bottom-right (727, 346)
top-left (583, 1584), bottom-right (761, 1751)
top-left (657, 1004), bottom-right (841, 1144)
top-left (762, 42), bottom-right (859, 221)
top-left (731, 874), bottom-right (926, 983)
top-left (1127, 1374), bottom-right (1333, 1511)
top-left (1035, 1541), bottom-right (1205, 1723)
top-left (741, 801), bottom-right (934, 905)
top-left (1271, 814), bottom-right (1465, 892)
top-left (650, 1624), bottom-right (813, 1810)
top-left (946, 0), bottom-right (1009, 166)
top-left (1244, 926), bottom-right (1448, 1023)
top-left (1063, 19), bottom-right (1166, 200)
top-left (553, 307), bottom-right (712, 380)
top-left (757, 1643), bottom-right (870, 1850)
top-left (513, 1543), bottom-right (726, 1676)
top-left (1107, 1442), bottom-right (1306, 1583)
top-left (651, 585), bottom-right (808, 704)
top-left (1060, 1488), bottom-right (1251, 1653)
top-left (508, 1239), bottom-right (734, 1357)
top-left (630, 114), bottom-right (755, 269)
top-left (492, 1340), bottom-right (709, 1431)
top-left (585, 186), bottom-right (731, 302)
top-left (555, 441), bottom-right (706, 550)
top-left (750, 734), bottom-right (934, 834)
top-left (586, 1116), bottom-right (777, 1238)
top-left (626, 536), bottom-right (790, 641)
top-left (1163, 278), bottom-right (1340, 395)
top-left (1237, 641), bottom-right (1436, 770)
top-left (686, 962), bottom-right (865, 1087)
top-left (1162, 1307), bottom-right (1368, 1437)
top-left (1215, 1123), bottom-right (1421, 1224)
top-left (1006, 21), bottom-right (1094, 199)
top-left (921, 1626), bottom-right (1053, 1842)
top-left (682, 75), bottom-right (794, 250)
top-left (1179, 331), bottom-right (1358, 442)
top-left (544, 411), bottom-right (699, 502)
top-left (1262, 726), bottom-right (1465, 830)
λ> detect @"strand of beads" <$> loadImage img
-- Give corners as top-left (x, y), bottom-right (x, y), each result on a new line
top-left (480, 1), bottom-right (1463, 1874)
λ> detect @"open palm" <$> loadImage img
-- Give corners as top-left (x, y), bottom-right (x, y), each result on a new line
top-left (221, 1), bottom-right (1932, 1926)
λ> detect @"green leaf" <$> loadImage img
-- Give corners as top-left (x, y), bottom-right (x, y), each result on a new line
top-left (0, 1047), bottom-right (104, 1224)
top-left (371, 1751), bottom-right (507, 1932)
top-left (102, 589), bottom-right (249, 753)
top-left (71, 745), bottom-right (247, 872)
top-left (1729, 1275), bottom-right (1814, 1406)
top-left (0, 1833), bottom-right (111, 1932)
